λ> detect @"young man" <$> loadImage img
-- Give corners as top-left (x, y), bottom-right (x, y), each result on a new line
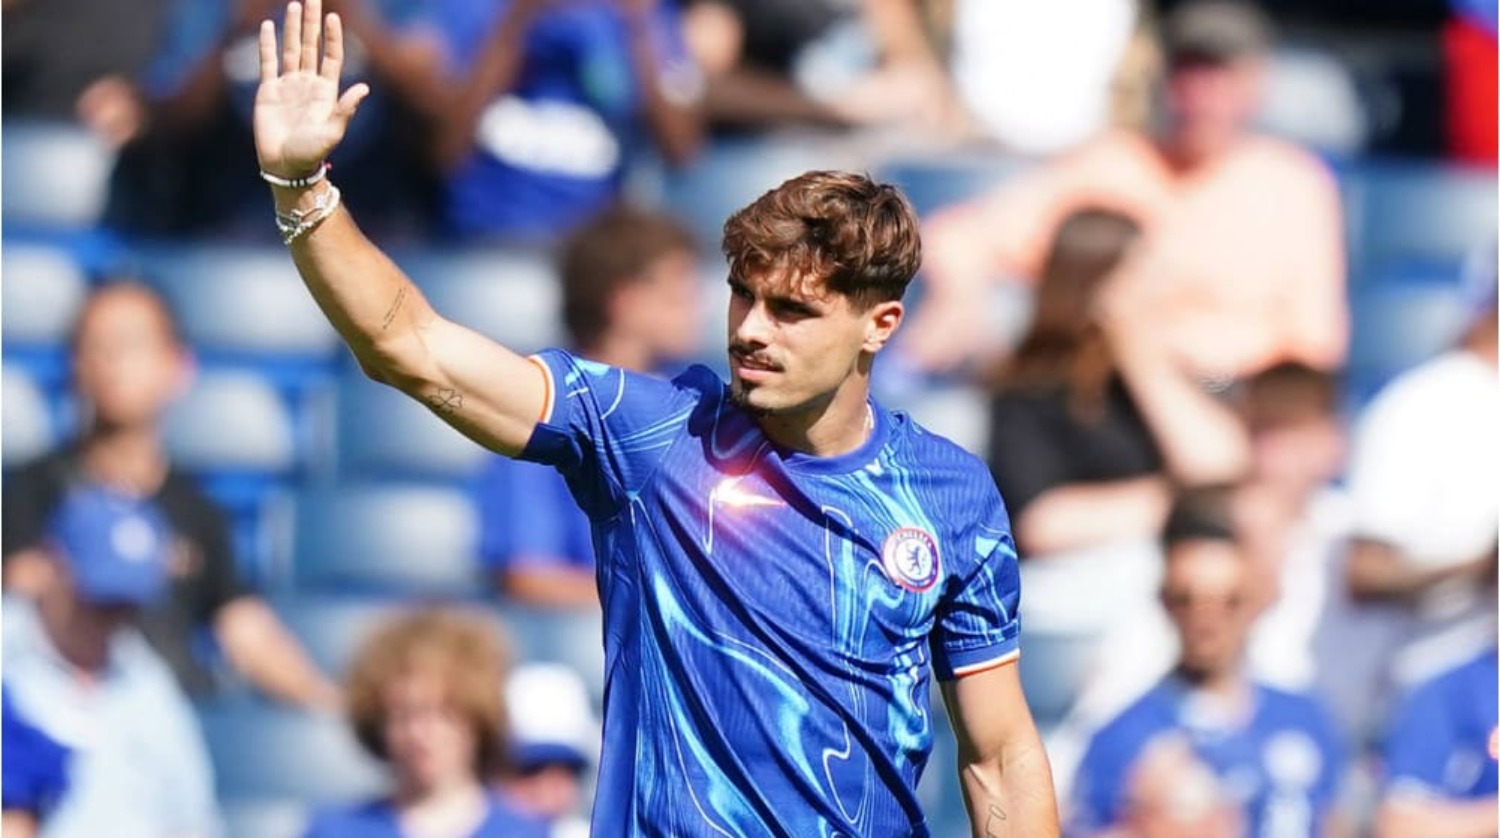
top-left (253, 2), bottom-right (1058, 834)
top-left (3, 484), bottom-right (220, 838)
top-left (474, 205), bottom-right (702, 609)
top-left (1069, 492), bottom-right (1345, 837)
top-left (1, 281), bottom-right (338, 710)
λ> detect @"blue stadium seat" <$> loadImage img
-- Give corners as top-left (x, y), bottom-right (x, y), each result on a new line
top-left (196, 699), bottom-right (388, 803)
top-left (877, 154), bottom-right (1031, 218)
top-left (222, 799), bottom-right (308, 838)
top-left (2, 244), bottom-right (89, 346)
top-left (135, 245), bottom-right (341, 361)
top-left (495, 602), bottom-right (606, 703)
top-left (292, 483), bottom-right (481, 596)
top-left (3, 365), bottom-right (57, 465)
top-left (1348, 267), bottom-right (1470, 384)
top-left (337, 369), bottom-right (489, 480)
top-left (1343, 163), bottom-right (1497, 272)
top-left (399, 247), bottom-right (563, 354)
top-left (650, 138), bottom-right (866, 249)
top-left (1, 122), bottom-right (116, 229)
top-left (269, 594), bottom-right (407, 676)
top-left (165, 371), bottom-right (298, 475)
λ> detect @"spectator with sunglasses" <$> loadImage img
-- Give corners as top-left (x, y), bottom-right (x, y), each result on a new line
top-left (1068, 488), bottom-right (1346, 837)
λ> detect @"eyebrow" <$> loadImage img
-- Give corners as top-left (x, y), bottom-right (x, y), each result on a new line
top-left (727, 278), bottom-right (825, 313)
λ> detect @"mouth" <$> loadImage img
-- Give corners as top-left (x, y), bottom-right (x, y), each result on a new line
top-left (730, 351), bottom-right (781, 381)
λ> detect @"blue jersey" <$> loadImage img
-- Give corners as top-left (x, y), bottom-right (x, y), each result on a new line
top-left (520, 350), bottom-right (1023, 837)
top-left (1383, 648), bottom-right (1499, 800)
top-left (1071, 676), bottom-right (1344, 838)
top-left (475, 454), bottom-right (596, 574)
top-left (303, 794), bottom-right (548, 838)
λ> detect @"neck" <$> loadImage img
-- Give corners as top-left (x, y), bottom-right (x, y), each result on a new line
top-left (580, 333), bottom-right (654, 374)
top-left (757, 377), bottom-right (874, 458)
top-left (38, 591), bottom-right (110, 673)
top-left (394, 774), bottom-right (488, 835)
top-left (394, 771), bottom-right (485, 810)
top-left (79, 423), bottom-right (168, 495)
top-left (1174, 662), bottom-right (1244, 701)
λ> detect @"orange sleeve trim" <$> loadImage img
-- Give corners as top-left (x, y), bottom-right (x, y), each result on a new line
top-left (527, 355), bottom-right (554, 425)
top-left (951, 649), bottom-right (1021, 678)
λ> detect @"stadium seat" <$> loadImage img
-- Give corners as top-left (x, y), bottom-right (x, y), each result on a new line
top-left (495, 602), bottom-right (607, 703)
top-left (1, 244), bottom-right (89, 346)
top-left (221, 799), bottom-right (308, 838)
top-left (2, 366), bottom-right (57, 465)
top-left (1348, 268), bottom-right (1470, 384)
top-left (196, 699), bottom-right (388, 803)
top-left (1, 122), bottom-right (116, 229)
top-left (400, 247), bottom-right (563, 354)
top-left (876, 154), bottom-right (1030, 217)
top-left (269, 594), bottom-right (408, 676)
top-left (135, 245), bottom-right (341, 359)
top-left (1343, 163), bottom-right (1497, 272)
top-left (337, 369), bottom-right (489, 480)
top-left (292, 483), bottom-right (481, 596)
top-left (651, 138), bottom-right (869, 249)
top-left (165, 371), bottom-right (298, 475)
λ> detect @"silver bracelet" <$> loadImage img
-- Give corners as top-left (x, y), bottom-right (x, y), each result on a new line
top-left (275, 184), bottom-right (341, 246)
top-left (260, 162), bottom-right (329, 189)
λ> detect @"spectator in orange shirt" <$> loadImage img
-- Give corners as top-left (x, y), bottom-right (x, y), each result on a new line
top-left (907, 0), bottom-right (1347, 383)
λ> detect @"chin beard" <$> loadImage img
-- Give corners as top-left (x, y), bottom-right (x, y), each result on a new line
top-left (729, 383), bottom-right (774, 417)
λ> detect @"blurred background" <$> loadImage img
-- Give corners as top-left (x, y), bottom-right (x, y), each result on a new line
top-left (1, 0), bottom-right (1496, 836)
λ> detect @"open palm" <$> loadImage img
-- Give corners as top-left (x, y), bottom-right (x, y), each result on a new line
top-left (255, 0), bottom-right (369, 179)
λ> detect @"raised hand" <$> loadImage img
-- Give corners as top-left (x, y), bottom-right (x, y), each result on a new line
top-left (254, 0), bottom-right (369, 179)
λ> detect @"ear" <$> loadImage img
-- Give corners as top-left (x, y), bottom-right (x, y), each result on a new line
top-left (171, 346), bottom-right (198, 401)
top-left (861, 301), bottom-right (904, 354)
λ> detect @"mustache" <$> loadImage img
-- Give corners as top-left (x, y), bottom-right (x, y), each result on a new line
top-left (728, 346), bottom-right (783, 371)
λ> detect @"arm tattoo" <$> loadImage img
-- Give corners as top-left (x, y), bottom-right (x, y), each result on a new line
top-left (425, 387), bottom-right (464, 417)
top-left (984, 802), bottom-right (1007, 837)
top-left (380, 286), bottom-right (408, 331)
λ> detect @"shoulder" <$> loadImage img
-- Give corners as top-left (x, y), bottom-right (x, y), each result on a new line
top-left (158, 469), bottom-right (229, 524)
top-left (891, 411), bottom-right (1009, 516)
top-left (1235, 136), bottom-right (1338, 186)
top-left (1085, 685), bottom-right (1180, 766)
top-left (5, 448), bottom-right (72, 488)
top-left (1256, 683), bottom-right (1337, 732)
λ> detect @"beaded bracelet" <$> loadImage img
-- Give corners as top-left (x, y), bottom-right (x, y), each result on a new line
top-left (259, 162), bottom-right (330, 189)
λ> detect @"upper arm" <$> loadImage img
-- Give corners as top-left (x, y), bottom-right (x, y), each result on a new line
top-left (395, 315), bottom-right (551, 458)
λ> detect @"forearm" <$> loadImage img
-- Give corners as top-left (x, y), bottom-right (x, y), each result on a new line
top-left (1015, 476), bottom-right (1171, 555)
top-left (1346, 540), bottom-right (1488, 603)
top-left (432, 3), bottom-right (535, 170)
top-left (501, 566), bottom-right (600, 608)
top-left (959, 737), bottom-right (1061, 837)
top-left (1377, 798), bottom-right (1500, 838)
top-left (273, 181), bottom-right (436, 377)
top-left (216, 598), bottom-right (339, 710)
top-left (1112, 343), bottom-right (1250, 485)
top-left (700, 66), bottom-right (850, 128)
top-left (624, 14), bottom-right (703, 165)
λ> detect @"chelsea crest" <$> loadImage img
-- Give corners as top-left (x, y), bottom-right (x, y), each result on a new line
top-left (881, 527), bottom-right (941, 592)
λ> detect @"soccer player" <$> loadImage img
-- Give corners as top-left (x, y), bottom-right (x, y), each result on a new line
top-left (253, 1), bottom-right (1059, 834)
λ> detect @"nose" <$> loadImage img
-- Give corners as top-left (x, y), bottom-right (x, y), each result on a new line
top-left (731, 298), bottom-right (773, 348)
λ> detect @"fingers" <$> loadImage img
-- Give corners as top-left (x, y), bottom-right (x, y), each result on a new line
top-left (258, 20), bottom-right (278, 83)
top-left (300, 0), bottom-right (322, 76)
top-left (320, 12), bottom-right (343, 82)
top-left (283, 1), bottom-right (302, 73)
top-left (335, 82), bottom-right (371, 124)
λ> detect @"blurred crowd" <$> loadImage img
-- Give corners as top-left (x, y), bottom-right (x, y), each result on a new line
top-left (2, 0), bottom-right (1497, 836)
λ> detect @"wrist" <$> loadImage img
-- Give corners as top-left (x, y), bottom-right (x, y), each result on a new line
top-left (260, 161), bottom-right (329, 188)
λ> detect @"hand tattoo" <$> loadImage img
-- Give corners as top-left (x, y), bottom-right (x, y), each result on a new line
top-left (425, 387), bottom-right (463, 416)
top-left (380, 286), bottom-right (407, 331)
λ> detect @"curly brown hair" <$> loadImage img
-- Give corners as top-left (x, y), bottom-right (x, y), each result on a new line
top-left (721, 171), bottom-right (922, 308)
top-left (345, 609), bottom-right (511, 777)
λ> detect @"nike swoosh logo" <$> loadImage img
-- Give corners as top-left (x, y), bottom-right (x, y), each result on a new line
top-left (711, 477), bottom-right (787, 509)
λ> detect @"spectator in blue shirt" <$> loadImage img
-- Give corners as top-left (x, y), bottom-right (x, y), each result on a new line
top-left (305, 609), bottom-right (548, 838)
top-left (1377, 646), bottom-right (1499, 837)
top-left (1, 685), bottom-right (71, 836)
top-left (2, 483), bottom-right (220, 838)
top-left (412, 0), bottom-right (704, 241)
top-left (474, 204), bottom-right (701, 608)
top-left (1069, 488), bottom-right (1346, 838)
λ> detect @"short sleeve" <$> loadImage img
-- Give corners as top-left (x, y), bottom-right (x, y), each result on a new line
top-left (1, 458), bottom-right (63, 558)
top-left (164, 479), bottom-right (253, 621)
top-left (520, 350), bottom-right (704, 520)
top-left (1383, 676), bottom-right (1460, 798)
top-left (987, 394), bottom-right (1073, 517)
top-left (931, 515), bottom-right (1022, 680)
top-left (474, 454), bottom-right (594, 572)
top-left (1, 685), bottom-right (70, 816)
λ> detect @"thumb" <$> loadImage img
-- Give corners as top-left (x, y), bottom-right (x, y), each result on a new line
top-left (335, 82), bottom-right (371, 123)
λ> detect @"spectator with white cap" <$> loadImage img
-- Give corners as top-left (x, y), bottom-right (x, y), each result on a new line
top-left (498, 663), bottom-right (599, 838)
top-left (1, 482), bottom-right (219, 838)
